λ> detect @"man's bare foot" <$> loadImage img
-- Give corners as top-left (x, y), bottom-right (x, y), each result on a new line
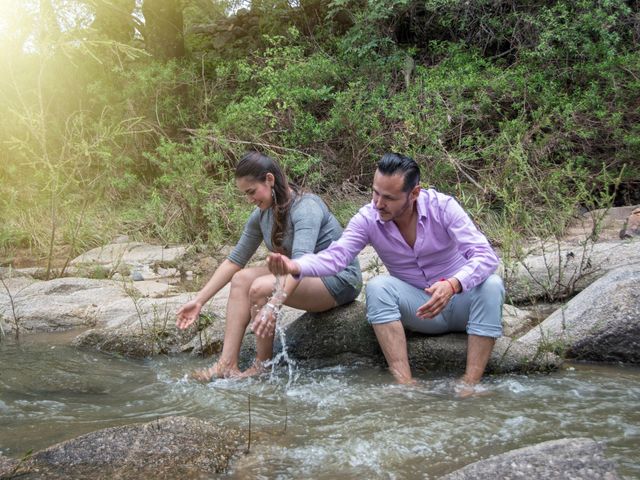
top-left (396, 376), bottom-right (418, 386)
top-left (454, 379), bottom-right (490, 398)
top-left (190, 362), bottom-right (240, 382)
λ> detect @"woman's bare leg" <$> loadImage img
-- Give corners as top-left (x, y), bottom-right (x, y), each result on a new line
top-left (241, 275), bottom-right (337, 376)
top-left (194, 266), bottom-right (270, 380)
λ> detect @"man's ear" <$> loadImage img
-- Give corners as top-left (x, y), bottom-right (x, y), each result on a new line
top-left (410, 184), bottom-right (421, 201)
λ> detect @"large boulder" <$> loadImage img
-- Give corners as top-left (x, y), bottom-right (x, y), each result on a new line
top-left (505, 238), bottom-right (640, 303)
top-left (515, 265), bottom-right (640, 363)
top-left (284, 301), bottom-right (560, 374)
top-left (441, 437), bottom-right (619, 479)
top-left (0, 273), bottom-right (305, 358)
top-left (0, 278), bottom-right (139, 333)
top-left (0, 277), bottom-right (204, 334)
top-left (0, 276), bottom-right (217, 357)
top-left (0, 416), bottom-right (245, 479)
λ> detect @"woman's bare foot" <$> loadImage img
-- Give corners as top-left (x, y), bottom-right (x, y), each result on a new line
top-left (238, 360), bottom-right (269, 378)
top-left (190, 362), bottom-right (241, 382)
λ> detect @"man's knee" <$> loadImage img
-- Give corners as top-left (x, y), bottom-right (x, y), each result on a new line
top-left (365, 275), bottom-right (395, 298)
top-left (466, 274), bottom-right (504, 338)
top-left (365, 276), bottom-right (401, 325)
top-left (477, 274), bottom-right (505, 303)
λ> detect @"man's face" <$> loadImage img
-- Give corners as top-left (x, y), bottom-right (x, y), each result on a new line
top-left (372, 170), bottom-right (416, 222)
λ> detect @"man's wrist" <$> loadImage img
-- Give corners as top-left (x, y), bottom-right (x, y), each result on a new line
top-left (441, 277), bottom-right (459, 294)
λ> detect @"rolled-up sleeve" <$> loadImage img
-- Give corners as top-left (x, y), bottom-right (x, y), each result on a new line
top-left (443, 197), bottom-right (499, 291)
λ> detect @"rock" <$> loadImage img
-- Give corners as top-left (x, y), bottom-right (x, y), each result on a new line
top-left (0, 277), bottom-right (191, 334)
top-left (620, 207), bottom-right (640, 238)
top-left (441, 437), bottom-right (619, 479)
top-left (0, 278), bottom-right (133, 333)
top-left (0, 453), bottom-right (18, 478)
top-left (358, 245), bottom-right (388, 286)
top-left (178, 320), bottom-right (227, 357)
top-left (0, 267), bottom-right (33, 280)
top-left (111, 234), bottom-right (130, 244)
top-left (515, 265), bottom-right (640, 363)
top-left (70, 242), bottom-right (189, 271)
top-left (284, 301), bottom-right (560, 374)
top-left (563, 204), bottom-right (639, 243)
top-left (505, 239), bottom-right (640, 303)
top-left (130, 270), bottom-right (144, 281)
top-left (71, 293), bottom-right (222, 358)
top-left (285, 302), bottom-right (380, 359)
top-left (3, 416), bottom-right (245, 479)
top-left (502, 304), bottom-right (537, 338)
top-left (127, 280), bottom-right (177, 298)
top-left (0, 277), bottom-right (225, 358)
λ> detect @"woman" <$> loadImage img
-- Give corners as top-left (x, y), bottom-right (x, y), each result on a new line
top-left (176, 151), bottom-right (362, 380)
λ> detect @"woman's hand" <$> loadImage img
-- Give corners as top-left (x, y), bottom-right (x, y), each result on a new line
top-left (267, 253), bottom-right (300, 276)
top-left (251, 302), bottom-right (279, 338)
top-left (176, 300), bottom-right (203, 329)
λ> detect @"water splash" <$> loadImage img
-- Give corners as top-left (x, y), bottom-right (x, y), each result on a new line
top-left (259, 275), bottom-right (297, 388)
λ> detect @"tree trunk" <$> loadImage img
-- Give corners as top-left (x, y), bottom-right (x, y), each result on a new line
top-left (89, 0), bottom-right (136, 44)
top-left (141, 0), bottom-right (185, 59)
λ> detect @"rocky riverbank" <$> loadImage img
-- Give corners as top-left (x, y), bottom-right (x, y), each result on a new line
top-left (0, 205), bottom-right (638, 478)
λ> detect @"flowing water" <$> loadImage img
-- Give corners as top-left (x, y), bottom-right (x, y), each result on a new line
top-left (1, 331), bottom-right (639, 479)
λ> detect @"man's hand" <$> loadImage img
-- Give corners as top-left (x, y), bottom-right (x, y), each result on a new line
top-left (267, 253), bottom-right (301, 276)
top-left (176, 300), bottom-right (203, 329)
top-left (416, 279), bottom-right (458, 319)
top-left (251, 302), bottom-right (279, 338)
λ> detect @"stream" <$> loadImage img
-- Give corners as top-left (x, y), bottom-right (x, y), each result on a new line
top-left (1, 331), bottom-right (639, 479)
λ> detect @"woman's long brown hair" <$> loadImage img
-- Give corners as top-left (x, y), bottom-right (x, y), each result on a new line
top-left (235, 151), bottom-right (299, 251)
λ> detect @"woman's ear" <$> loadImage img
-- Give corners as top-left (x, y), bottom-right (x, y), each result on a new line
top-left (265, 172), bottom-right (275, 187)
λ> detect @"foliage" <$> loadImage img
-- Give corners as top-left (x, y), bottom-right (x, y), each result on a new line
top-left (0, 0), bottom-right (638, 267)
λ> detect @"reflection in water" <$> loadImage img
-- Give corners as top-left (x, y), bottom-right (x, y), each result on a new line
top-left (1, 333), bottom-right (639, 479)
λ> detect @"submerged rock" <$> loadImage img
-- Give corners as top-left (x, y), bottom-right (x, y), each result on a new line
top-left (516, 265), bottom-right (640, 364)
top-left (441, 437), bottom-right (619, 479)
top-left (1, 416), bottom-right (245, 479)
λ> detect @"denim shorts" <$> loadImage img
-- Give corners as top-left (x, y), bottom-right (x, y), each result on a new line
top-left (365, 274), bottom-right (504, 338)
top-left (321, 257), bottom-right (363, 306)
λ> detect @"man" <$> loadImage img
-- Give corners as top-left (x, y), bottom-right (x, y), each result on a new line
top-left (263, 153), bottom-right (504, 387)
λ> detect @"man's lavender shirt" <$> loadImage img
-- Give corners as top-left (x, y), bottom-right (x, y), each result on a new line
top-left (296, 188), bottom-right (499, 292)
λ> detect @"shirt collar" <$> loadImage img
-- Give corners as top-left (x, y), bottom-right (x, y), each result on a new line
top-left (416, 189), bottom-right (428, 220)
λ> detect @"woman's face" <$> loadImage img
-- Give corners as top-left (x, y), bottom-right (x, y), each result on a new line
top-left (236, 174), bottom-right (274, 210)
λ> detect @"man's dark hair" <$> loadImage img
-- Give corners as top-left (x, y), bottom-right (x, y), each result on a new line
top-left (376, 152), bottom-right (420, 192)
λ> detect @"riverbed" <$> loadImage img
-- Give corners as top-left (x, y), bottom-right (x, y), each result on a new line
top-left (1, 331), bottom-right (638, 479)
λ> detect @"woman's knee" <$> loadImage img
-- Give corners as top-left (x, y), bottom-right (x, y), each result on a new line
top-left (229, 268), bottom-right (255, 292)
top-left (248, 277), bottom-right (273, 304)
